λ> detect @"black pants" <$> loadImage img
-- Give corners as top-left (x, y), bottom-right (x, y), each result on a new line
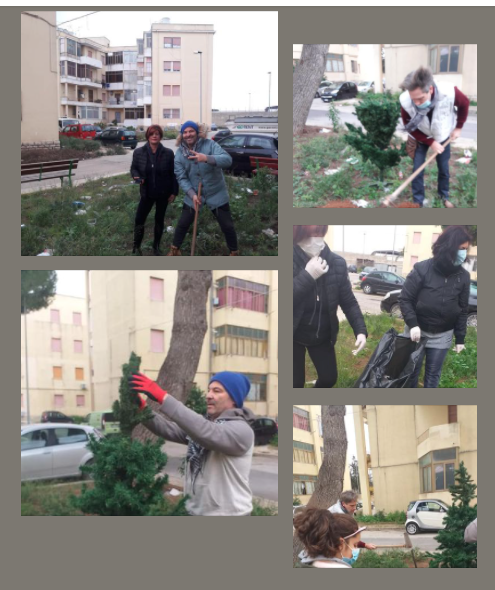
top-left (293, 340), bottom-right (338, 388)
top-left (135, 195), bottom-right (168, 246)
top-left (173, 203), bottom-right (238, 251)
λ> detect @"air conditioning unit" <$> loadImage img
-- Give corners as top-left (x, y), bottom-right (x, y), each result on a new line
top-left (80, 383), bottom-right (87, 390)
top-left (211, 343), bottom-right (218, 352)
top-left (212, 297), bottom-right (220, 306)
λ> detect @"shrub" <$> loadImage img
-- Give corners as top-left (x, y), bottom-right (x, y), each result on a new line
top-left (70, 415), bottom-right (87, 424)
top-left (251, 501), bottom-right (277, 515)
top-left (162, 128), bottom-right (179, 140)
top-left (293, 496), bottom-right (302, 506)
top-left (270, 434), bottom-right (278, 447)
top-left (185, 386), bottom-right (207, 415)
top-left (352, 551), bottom-right (408, 568)
top-left (59, 135), bottom-right (100, 152)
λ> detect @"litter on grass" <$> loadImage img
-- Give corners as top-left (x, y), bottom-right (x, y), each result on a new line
top-left (87, 219), bottom-right (97, 226)
top-left (81, 195), bottom-right (92, 200)
top-left (75, 210), bottom-right (87, 216)
top-left (456, 157), bottom-right (472, 164)
top-left (262, 228), bottom-right (277, 238)
top-left (351, 199), bottom-right (370, 208)
top-left (166, 226), bottom-right (174, 234)
top-left (319, 128), bottom-right (331, 133)
top-left (72, 201), bottom-right (85, 209)
top-left (345, 157), bottom-right (359, 165)
top-left (37, 249), bottom-right (53, 256)
top-left (167, 488), bottom-right (182, 497)
top-left (324, 168), bottom-right (342, 176)
top-left (245, 188), bottom-right (253, 194)
top-left (464, 149), bottom-right (473, 158)
top-left (21, 224), bottom-right (25, 228)
top-left (234, 195), bottom-right (242, 199)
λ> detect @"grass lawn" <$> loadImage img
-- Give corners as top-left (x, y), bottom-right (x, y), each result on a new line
top-left (293, 128), bottom-right (477, 208)
top-left (21, 169), bottom-right (278, 256)
top-left (304, 313), bottom-right (477, 388)
top-left (352, 548), bottom-right (431, 568)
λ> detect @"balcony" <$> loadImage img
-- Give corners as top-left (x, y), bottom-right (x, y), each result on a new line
top-left (106, 82), bottom-right (124, 91)
top-left (80, 55), bottom-right (102, 69)
top-left (144, 96), bottom-right (152, 105)
top-left (417, 423), bottom-right (460, 458)
top-left (60, 75), bottom-right (102, 89)
top-left (107, 98), bottom-right (124, 106)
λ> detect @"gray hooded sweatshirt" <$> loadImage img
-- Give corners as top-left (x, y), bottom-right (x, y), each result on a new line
top-left (144, 395), bottom-right (255, 516)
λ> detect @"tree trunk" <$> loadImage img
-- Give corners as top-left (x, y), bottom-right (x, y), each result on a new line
top-left (293, 405), bottom-right (347, 565)
top-left (293, 44), bottom-right (329, 135)
top-left (133, 271), bottom-right (213, 442)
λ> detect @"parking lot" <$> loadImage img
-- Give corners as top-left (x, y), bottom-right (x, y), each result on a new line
top-left (337, 273), bottom-right (385, 320)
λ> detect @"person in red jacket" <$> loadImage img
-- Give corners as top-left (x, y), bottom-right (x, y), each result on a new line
top-left (399, 66), bottom-right (470, 208)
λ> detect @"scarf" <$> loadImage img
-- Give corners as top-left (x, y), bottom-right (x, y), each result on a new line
top-left (186, 418), bottom-right (227, 493)
top-left (179, 138), bottom-right (199, 159)
top-left (404, 83), bottom-right (439, 133)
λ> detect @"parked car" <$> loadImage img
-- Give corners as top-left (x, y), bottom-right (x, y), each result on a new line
top-left (293, 504), bottom-right (307, 518)
top-left (359, 266), bottom-right (378, 280)
top-left (321, 81), bottom-right (358, 102)
top-left (59, 123), bottom-right (97, 140)
top-left (59, 117), bottom-right (79, 129)
top-left (95, 128), bottom-right (138, 149)
top-left (21, 423), bottom-right (102, 482)
top-left (210, 123), bottom-right (218, 131)
top-left (215, 133), bottom-right (278, 175)
top-left (212, 129), bottom-right (232, 142)
top-left (85, 410), bottom-right (120, 436)
top-left (93, 125), bottom-right (103, 137)
top-left (315, 81), bottom-right (333, 98)
top-left (348, 264), bottom-right (357, 273)
top-left (251, 417), bottom-right (278, 445)
top-left (41, 411), bottom-right (75, 424)
top-left (405, 499), bottom-right (449, 535)
top-left (361, 271), bottom-right (405, 295)
top-left (357, 80), bottom-right (375, 94)
top-left (264, 106), bottom-right (278, 112)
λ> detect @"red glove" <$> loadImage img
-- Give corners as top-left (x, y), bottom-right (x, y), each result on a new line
top-left (128, 372), bottom-right (168, 404)
top-left (133, 393), bottom-right (147, 411)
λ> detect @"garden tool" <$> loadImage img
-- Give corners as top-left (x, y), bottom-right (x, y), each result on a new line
top-left (191, 182), bottom-right (202, 256)
top-left (382, 137), bottom-right (453, 207)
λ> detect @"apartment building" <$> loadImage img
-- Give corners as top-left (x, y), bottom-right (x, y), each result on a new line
top-left (57, 17), bottom-right (213, 129)
top-left (383, 44), bottom-right (477, 99)
top-left (88, 270), bottom-right (278, 417)
top-left (353, 405), bottom-right (477, 512)
top-left (21, 295), bottom-right (92, 422)
top-left (293, 405), bottom-right (351, 503)
top-left (21, 11), bottom-right (60, 149)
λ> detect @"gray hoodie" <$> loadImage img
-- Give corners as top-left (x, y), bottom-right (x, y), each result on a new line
top-left (144, 395), bottom-right (255, 516)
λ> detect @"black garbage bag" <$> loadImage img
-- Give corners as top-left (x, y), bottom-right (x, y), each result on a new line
top-left (354, 328), bottom-right (427, 388)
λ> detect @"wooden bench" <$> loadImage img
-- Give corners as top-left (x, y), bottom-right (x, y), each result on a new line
top-left (249, 156), bottom-right (278, 176)
top-left (21, 159), bottom-right (79, 187)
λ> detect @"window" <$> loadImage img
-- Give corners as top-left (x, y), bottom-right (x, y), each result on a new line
top-left (219, 135), bottom-right (245, 148)
top-left (217, 277), bottom-right (269, 313)
top-left (351, 60), bottom-right (358, 73)
top-left (293, 441), bottom-right (315, 464)
top-left (87, 50), bottom-right (93, 58)
top-left (137, 39), bottom-right (144, 54)
top-left (163, 109), bottom-right (180, 119)
top-left (88, 89), bottom-right (94, 102)
top-left (293, 477), bottom-right (317, 496)
top-left (326, 53), bottom-right (344, 72)
top-left (60, 61), bottom-right (66, 76)
top-left (51, 338), bottom-right (62, 353)
top-left (172, 85), bottom-right (180, 97)
top-left (163, 61), bottom-right (181, 72)
top-left (246, 136), bottom-right (273, 150)
top-left (79, 107), bottom-right (100, 119)
top-left (54, 428), bottom-right (88, 445)
top-left (151, 329), bottom-right (165, 353)
top-left (54, 394), bottom-right (64, 408)
top-left (124, 51), bottom-right (137, 64)
top-left (429, 45), bottom-right (461, 74)
top-left (448, 405), bottom-right (458, 423)
top-left (215, 325), bottom-right (268, 357)
top-left (411, 256), bottom-right (419, 266)
top-left (53, 366), bottom-right (62, 380)
top-left (245, 374), bottom-right (267, 401)
top-left (21, 429), bottom-right (51, 451)
top-left (413, 232), bottom-right (422, 244)
top-left (67, 61), bottom-right (76, 77)
top-left (60, 38), bottom-right (65, 53)
top-left (50, 309), bottom-right (60, 323)
top-left (145, 32), bottom-right (152, 48)
top-left (106, 52), bottom-right (123, 65)
top-left (145, 83), bottom-right (152, 97)
top-left (293, 407), bottom-right (310, 431)
top-left (74, 340), bottom-right (83, 353)
top-left (75, 368), bottom-right (84, 381)
top-left (125, 108), bottom-right (145, 119)
top-left (164, 37), bottom-right (181, 48)
top-left (124, 71), bottom-right (137, 86)
top-left (150, 277), bottom-right (164, 301)
top-left (67, 38), bottom-right (77, 56)
top-left (145, 57), bottom-right (152, 74)
top-left (76, 395), bottom-right (86, 407)
top-left (419, 448), bottom-right (457, 492)
top-left (432, 233), bottom-right (440, 244)
top-left (106, 71), bottom-right (123, 83)
top-left (163, 85), bottom-right (171, 96)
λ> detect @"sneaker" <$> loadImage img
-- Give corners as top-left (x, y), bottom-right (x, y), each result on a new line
top-left (229, 250), bottom-right (240, 256)
top-left (166, 246), bottom-right (182, 256)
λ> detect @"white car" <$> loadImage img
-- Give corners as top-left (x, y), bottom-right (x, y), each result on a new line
top-left (21, 423), bottom-right (102, 482)
top-left (405, 499), bottom-right (449, 534)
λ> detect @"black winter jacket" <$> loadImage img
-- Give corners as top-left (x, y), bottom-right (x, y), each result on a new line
top-left (130, 143), bottom-right (178, 199)
top-left (399, 258), bottom-right (470, 344)
top-left (293, 244), bottom-right (367, 345)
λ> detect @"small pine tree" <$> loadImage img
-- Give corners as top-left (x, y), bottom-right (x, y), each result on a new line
top-left (428, 461), bottom-right (477, 568)
top-left (185, 385), bottom-right (207, 415)
top-left (345, 95), bottom-right (405, 181)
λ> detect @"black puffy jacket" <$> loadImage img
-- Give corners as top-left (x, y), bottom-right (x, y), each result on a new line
top-left (130, 143), bottom-right (178, 199)
top-left (399, 258), bottom-right (470, 344)
top-left (293, 244), bottom-right (367, 345)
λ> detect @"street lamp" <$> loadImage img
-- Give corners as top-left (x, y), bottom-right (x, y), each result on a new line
top-left (22, 292), bottom-right (34, 425)
top-left (194, 51), bottom-right (203, 122)
top-left (267, 71), bottom-right (271, 109)
top-left (249, 92), bottom-right (251, 112)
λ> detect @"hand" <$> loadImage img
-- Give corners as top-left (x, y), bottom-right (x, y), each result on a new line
top-left (132, 393), bottom-right (147, 411)
top-left (305, 256), bottom-right (329, 280)
top-left (431, 141), bottom-right (445, 155)
top-left (410, 326), bottom-right (421, 342)
top-left (352, 334), bottom-right (367, 355)
top-left (128, 372), bottom-right (168, 404)
top-left (454, 344), bottom-right (466, 353)
top-left (134, 177), bottom-right (144, 185)
top-left (450, 128), bottom-right (462, 141)
top-left (365, 543), bottom-right (377, 550)
top-left (168, 194), bottom-right (176, 203)
top-left (188, 150), bottom-right (208, 163)
top-left (192, 194), bottom-right (202, 209)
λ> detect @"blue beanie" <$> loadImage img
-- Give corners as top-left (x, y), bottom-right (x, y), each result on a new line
top-left (209, 372), bottom-right (251, 408)
top-left (181, 120), bottom-right (199, 134)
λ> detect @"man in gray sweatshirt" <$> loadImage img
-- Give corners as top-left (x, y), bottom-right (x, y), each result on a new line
top-left (129, 371), bottom-right (255, 516)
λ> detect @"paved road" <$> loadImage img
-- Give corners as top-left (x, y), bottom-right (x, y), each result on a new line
top-left (361, 529), bottom-right (440, 552)
top-left (337, 273), bottom-right (385, 321)
top-left (307, 98), bottom-right (478, 144)
top-left (161, 441), bottom-right (278, 502)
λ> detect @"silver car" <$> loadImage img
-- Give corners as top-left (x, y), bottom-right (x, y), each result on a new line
top-left (405, 499), bottom-right (449, 534)
top-left (21, 423), bottom-right (102, 482)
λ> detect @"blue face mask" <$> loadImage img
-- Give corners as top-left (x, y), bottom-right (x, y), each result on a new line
top-left (454, 249), bottom-right (467, 266)
top-left (417, 100), bottom-right (431, 110)
top-left (342, 545), bottom-right (360, 565)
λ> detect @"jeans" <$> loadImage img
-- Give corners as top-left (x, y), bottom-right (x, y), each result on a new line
top-left (173, 203), bottom-right (238, 251)
top-left (412, 139), bottom-right (451, 206)
top-left (408, 347), bottom-right (450, 388)
top-left (293, 340), bottom-right (338, 388)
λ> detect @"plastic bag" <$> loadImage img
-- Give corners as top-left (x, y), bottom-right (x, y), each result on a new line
top-left (354, 328), bottom-right (427, 388)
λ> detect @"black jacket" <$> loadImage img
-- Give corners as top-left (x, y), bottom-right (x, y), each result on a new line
top-left (399, 258), bottom-right (470, 344)
top-left (293, 244), bottom-right (367, 345)
top-left (130, 143), bottom-right (178, 199)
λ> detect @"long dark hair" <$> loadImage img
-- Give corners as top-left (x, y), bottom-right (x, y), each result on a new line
top-left (293, 225), bottom-right (328, 244)
top-left (432, 226), bottom-right (472, 264)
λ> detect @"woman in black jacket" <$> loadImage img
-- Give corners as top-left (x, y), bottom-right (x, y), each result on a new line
top-left (130, 125), bottom-right (178, 255)
top-left (293, 225), bottom-right (368, 388)
top-left (399, 225), bottom-right (472, 387)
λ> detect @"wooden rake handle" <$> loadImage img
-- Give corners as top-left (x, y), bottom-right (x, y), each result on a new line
top-left (191, 182), bottom-right (202, 256)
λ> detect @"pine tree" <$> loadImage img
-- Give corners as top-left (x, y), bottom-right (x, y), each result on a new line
top-left (185, 385), bottom-right (207, 415)
top-left (428, 461), bottom-right (477, 568)
top-left (345, 94), bottom-right (405, 181)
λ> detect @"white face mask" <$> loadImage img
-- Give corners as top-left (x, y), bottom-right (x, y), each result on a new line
top-left (298, 237), bottom-right (325, 258)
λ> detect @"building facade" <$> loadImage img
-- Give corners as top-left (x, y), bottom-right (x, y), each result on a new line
top-left (88, 270), bottom-right (278, 417)
top-left (21, 295), bottom-right (92, 423)
top-left (354, 405), bottom-right (477, 512)
top-left (383, 44), bottom-right (477, 99)
top-left (21, 11), bottom-right (60, 149)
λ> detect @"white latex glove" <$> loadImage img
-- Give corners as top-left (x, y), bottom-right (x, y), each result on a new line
top-left (454, 344), bottom-right (466, 353)
top-left (305, 256), bottom-right (329, 280)
top-left (410, 326), bottom-right (421, 342)
top-left (352, 334), bottom-right (367, 355)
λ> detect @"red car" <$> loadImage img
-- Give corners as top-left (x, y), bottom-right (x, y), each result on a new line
top-left (60, 123), bottom-right (97, 140)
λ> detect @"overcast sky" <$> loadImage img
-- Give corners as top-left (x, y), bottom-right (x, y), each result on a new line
top-left (56, 271), bottom-right (86, 297)
top-left (332, 225), bottom-right (407, 255)
top-left (56, 10), bottom-right (278, 110)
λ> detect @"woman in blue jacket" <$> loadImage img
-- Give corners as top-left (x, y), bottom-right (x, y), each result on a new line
top-left (167, 121), bottom-right (239, 256)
